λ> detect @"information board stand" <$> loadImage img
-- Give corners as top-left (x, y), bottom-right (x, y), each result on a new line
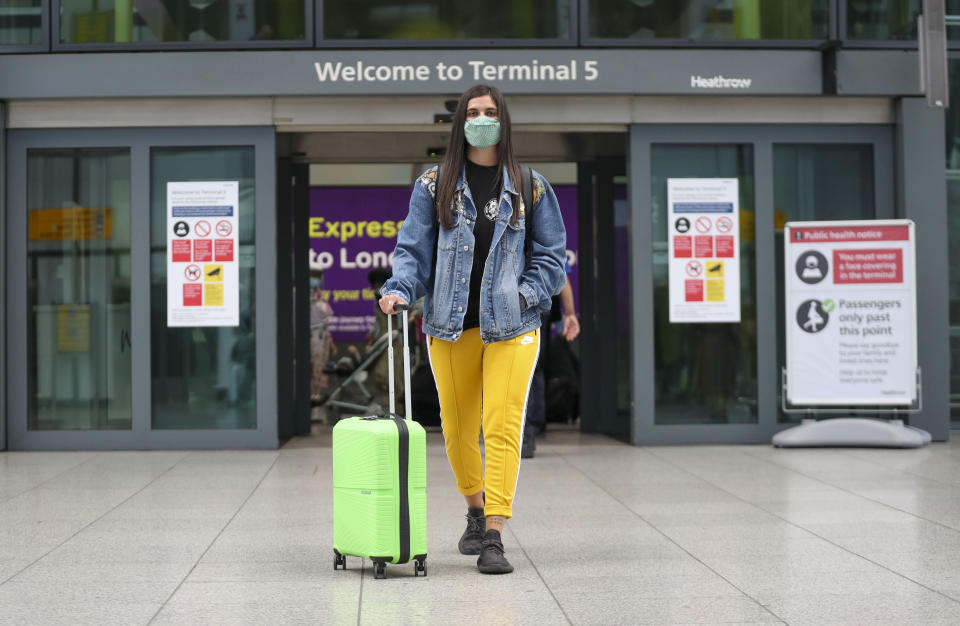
top-left (774, 368), bottom-right (930, 447)
top-left (774, 220), bottom-right (931, 448)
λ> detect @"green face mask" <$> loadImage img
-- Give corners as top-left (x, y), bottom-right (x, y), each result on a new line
top-left (464, 116), bottom-right (501, 149)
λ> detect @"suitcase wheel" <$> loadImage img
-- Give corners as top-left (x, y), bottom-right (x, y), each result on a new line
top-left (333, 550), bottom-right (346, 571)
top-left (373, 561), bottom-right (387, 579)
top-left (414, 556), bottom-right (427, 577)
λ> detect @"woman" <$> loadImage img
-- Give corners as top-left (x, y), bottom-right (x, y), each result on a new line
top-left (379, 84), bottom-right (567, 574)
top-left (309, 269), bottom-right (335, 401)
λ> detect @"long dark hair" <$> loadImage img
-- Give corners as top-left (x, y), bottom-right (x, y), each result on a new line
top-left (435, 84), bottom-right (522, 229)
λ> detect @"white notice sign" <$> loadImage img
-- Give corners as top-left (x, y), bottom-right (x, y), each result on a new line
top-left (667, 178), bottom-right (741, 323)
top-left (167, 181), bottom-right (240, 327)
top-left (784, 220), bottom-right (917, 406)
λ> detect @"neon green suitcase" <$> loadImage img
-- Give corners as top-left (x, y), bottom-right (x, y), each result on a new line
top-left (332, 306), bottom-right (428, 579)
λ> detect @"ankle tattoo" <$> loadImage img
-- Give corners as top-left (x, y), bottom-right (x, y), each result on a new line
top-left (486, 515), bottom-right (506, 533)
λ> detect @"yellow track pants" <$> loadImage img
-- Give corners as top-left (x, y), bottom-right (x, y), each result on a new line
top-left (427, 327), bottom-right (540, 519)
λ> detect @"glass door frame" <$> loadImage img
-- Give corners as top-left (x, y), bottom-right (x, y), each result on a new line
top-left (5, 126), bottom-right (277, 450)
top-left (275, 158), bottom-right (311, 440)
top-left (628, 124), bottom-right (895, 444)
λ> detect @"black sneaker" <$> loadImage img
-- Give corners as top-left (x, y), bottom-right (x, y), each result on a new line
top-left (458, 507), bottom-right (485, 555)
top-left (477, 530), bottom-right (514, 574)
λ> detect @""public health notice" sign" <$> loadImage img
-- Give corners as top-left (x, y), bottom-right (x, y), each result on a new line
top-left (668, 178), bottom-right (741, 323)
top-left (167, 181), bottom-right (240, 327)
top-left (784, 220), bottom-right (917, 406)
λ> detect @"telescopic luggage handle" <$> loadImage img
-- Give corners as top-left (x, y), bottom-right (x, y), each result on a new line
top-left (386, 302), bottom-right (413, 421)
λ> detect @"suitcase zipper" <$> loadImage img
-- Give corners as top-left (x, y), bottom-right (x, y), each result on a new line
top-left (393, 415), bottom-right (411, 565)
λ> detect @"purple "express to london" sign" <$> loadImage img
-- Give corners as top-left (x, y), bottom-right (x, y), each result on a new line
top-left (310, 185), bottom-right (579, 342)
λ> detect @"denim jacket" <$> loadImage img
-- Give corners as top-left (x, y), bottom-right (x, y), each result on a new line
top-left (381, 164), bottom-right (567, 344)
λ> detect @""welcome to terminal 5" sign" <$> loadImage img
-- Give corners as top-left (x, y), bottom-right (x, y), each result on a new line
top-left (303, 51), bottom-right (794, 94)
top-left (314, 59), bottom-right (600, 83)
top-left (0, 49), bottom-right (829, 98)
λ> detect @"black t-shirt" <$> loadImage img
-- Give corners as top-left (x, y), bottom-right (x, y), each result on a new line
top-left (462, 160), bottom-right (499, 330)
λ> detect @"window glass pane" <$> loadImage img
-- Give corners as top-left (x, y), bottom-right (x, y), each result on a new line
top-left (150, 147), bottom-right (256, 430)
top-left (950, 1), bottom-right (960, 39)
top-left (27, 148), bottom-right (132, 431)
top-left (772, 144), bottom-right (875, 422)
top-left (324, 0), bottom-right (570, 40)
top-left (1, 0), bottom-right (43, 45)
top-left (60, 0), bottom-right (305, 44)
top-left (946, 60), bottom-right (960, 422)
top-left (847, 0), bottom-right (919, 40)
top-left (590, 0), bottom-right (829, 40)
top-left (652, 145), bottom-right (757, 425)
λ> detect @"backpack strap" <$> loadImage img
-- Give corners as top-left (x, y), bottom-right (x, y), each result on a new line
top-left (432, 164), bottom-right (442, 272)
top-left (521, 165), bottom-right (534, 270)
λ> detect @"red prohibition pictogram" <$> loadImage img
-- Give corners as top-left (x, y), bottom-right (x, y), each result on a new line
top-left (695, 216), bottom-right (712, 233)
top-left (215, 220), bottom-right (233, 237)
top-left (716, 216), bottom-right (733, 233)
top-left (184, 264), bottom-right (202, 281)
top-left (194, 220), bottom-right (211, 237)
top-left (685, 260), bottom-right (703, 277)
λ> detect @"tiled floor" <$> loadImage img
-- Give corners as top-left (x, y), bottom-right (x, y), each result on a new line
top-left (2, 430), bottom-right (960, 625)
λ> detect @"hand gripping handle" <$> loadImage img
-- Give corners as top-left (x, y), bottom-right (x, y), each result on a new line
top-left (386, 304), bottom-right (413, 420)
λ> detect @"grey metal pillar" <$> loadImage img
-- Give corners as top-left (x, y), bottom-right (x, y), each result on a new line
top-left (628, 127), bottom-right (655, 445)
top-left (897, 97), bottom-right (950, 441)
top-left (0, 102), bottom-right (5, 452)
top-left (255, 129), bottom-right (280, 447)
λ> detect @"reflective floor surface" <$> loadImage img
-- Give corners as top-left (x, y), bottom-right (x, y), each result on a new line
top-left (2, 430), bottom-right (960, 625)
